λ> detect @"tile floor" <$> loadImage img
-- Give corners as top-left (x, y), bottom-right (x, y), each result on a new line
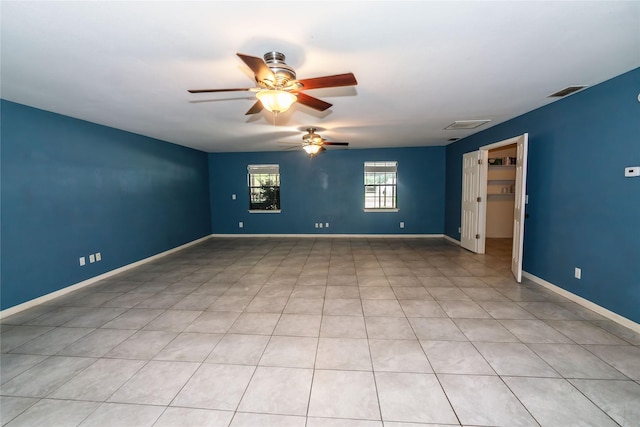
top-left (1, 237), bottom-right (639, 426)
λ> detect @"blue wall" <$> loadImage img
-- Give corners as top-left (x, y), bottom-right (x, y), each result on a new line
top-left (1, 101), bottom-right (212, 310)
top-left (445, 68), bottom-right (640, 323)
top-left (209, 147), bottom-right (445, 235)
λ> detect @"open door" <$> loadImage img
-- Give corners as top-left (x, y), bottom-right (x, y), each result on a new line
top-left (511, 134), bottom-right (529, 282)
top-left (461, 151), bottom-right (486, 253)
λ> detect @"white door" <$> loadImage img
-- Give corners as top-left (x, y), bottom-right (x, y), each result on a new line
top-left (511, 134), bottom-right (529, 282)
top-left (461, 151), bottom-right (481, 253)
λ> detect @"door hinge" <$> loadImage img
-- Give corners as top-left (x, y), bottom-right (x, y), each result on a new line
top-left (477, 159), bottom-right (482, 165)
top-left (475, 234), bottom-right (481, 239)
top-left (476, 197), bottom-right (481, 202)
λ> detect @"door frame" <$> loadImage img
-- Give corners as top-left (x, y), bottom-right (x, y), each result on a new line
top-left (477, 134), bottom-right (524, 244)
top-left (460, 134), bottom-right (529, 279)
top-left (478, 134), bottom-right (528, 279)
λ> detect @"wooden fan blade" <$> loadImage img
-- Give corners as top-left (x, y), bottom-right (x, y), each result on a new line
top-left (245, 100), bottom-right (264, 115)
top-left (296, 92), bottom-right (332, 111)
top-left (322, 142), bottom-right (349, 146)
top-left (298, 73), bottom-right (358, 90)
top-left (188, 88), bottom-right (252, 93)
top-left (237, 53), bottom-right (274, 83)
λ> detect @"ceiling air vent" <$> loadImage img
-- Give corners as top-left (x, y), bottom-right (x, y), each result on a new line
top-left (445, 120), bottom-right (491, 130)
top-left (447, 137), bottom-right (461, 142)
top-left (548, 85), bottom-right (587, 97)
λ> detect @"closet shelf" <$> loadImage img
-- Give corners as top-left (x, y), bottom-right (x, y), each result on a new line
top-left (488, 193), bottom-right (515, 200)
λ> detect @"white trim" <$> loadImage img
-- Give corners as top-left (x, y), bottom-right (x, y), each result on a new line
top-left (523, 271), bottom-right (640, 334)
top-left (211, 234), bottom-right (444, 239)
top-left (480, 135), bottom-right (522, 151)
top-left (363, 209), bottom-right (399, 213)
top-left (247, 164), bottom-right (279, 174)
top-left (0, 235), bottom-right (212, 319)
top-left (248, 210), bottom-right (281, 214)
top-left (443, 235), bottom-right (461, 245)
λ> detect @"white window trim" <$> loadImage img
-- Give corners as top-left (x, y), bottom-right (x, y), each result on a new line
top-left (248, 163), bottom-right (280, 212)
top-left (364, 208), bottom-right (399, 213)
top-left (364, 161), bottom-right (398, 210)
top-left (247, 164), bottom-right (280, 175)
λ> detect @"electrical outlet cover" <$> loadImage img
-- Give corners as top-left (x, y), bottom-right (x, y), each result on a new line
top-left (79, 257), bottom-right (86, 266)
top-left (96, 252), bottom-right (102, 261)
top-left (624, 166), bottom-right (640, 177)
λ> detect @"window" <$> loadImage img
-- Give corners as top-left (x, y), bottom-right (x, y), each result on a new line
top-left (248, 164), bottom-right (280, 212)
top-left (364, 161), bottom-right (398, 210)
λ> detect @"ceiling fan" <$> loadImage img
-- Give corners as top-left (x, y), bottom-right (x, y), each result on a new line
top-left (295, 128), bottom-right (349, 156)
top-left (188, 52), bottom-right (357, 115)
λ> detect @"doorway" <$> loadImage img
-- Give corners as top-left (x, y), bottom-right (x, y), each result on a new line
top-left (460, 134), bottom-right (529, 282)
top-left (485, 143), bottom-right (517, 269)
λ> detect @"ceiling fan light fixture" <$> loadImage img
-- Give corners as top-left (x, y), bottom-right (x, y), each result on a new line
top-left (256, 90), bottom-right (297, 113)
top-left (303, 144), bottom-right (322, 155)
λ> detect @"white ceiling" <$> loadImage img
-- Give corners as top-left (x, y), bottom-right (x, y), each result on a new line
top-left (2, 1), bottom-right (639, 153)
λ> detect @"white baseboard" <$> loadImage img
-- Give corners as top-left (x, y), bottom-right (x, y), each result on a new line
top-left (522, 271), bottom-right (640, 334)
top-left (211, 234), bottom-right (445, 239)
top-left (0, 235), bottom-right (212, 319)
top-left (443, 235), bottom-right (461, 245)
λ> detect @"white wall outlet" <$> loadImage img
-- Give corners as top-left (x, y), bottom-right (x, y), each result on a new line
top-left (238, 221), bottom-right (243, 228)
top-left (232, 194), bottom-right (237, 200)
top-left (574, 267), bottom-right (581, 279)
top-left (79, 257), bottom-right (86, 266)
top-left (458, 227), bottom-right (461, 233)
top-left (96, 252), bottom-right (102, 262)
top-left (525, 195), bottom-right (529, 204)
top-left (624, 166), bottom-right (640, 177)
top-left (400, 222), bottom-right (405, 229)
top-left (89, 254), bottom-right (95, 263)
top-left (319, 223), bottom-right (323, 228)
top-left (315, 223), bottom-right (319, 228)
top-left (325, 222), bottom-right (329, 228)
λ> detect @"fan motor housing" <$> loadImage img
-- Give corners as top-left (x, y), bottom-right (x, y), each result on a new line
top-left (263, 52), bottom-right (298, 89)
top-left (302, 128), bottom-right (323, 144)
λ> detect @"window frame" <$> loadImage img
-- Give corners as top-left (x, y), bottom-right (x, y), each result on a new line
top-left (363, 161), bottom-right (399, 212)
top-left (247, 164), bottom-right (281, 213)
